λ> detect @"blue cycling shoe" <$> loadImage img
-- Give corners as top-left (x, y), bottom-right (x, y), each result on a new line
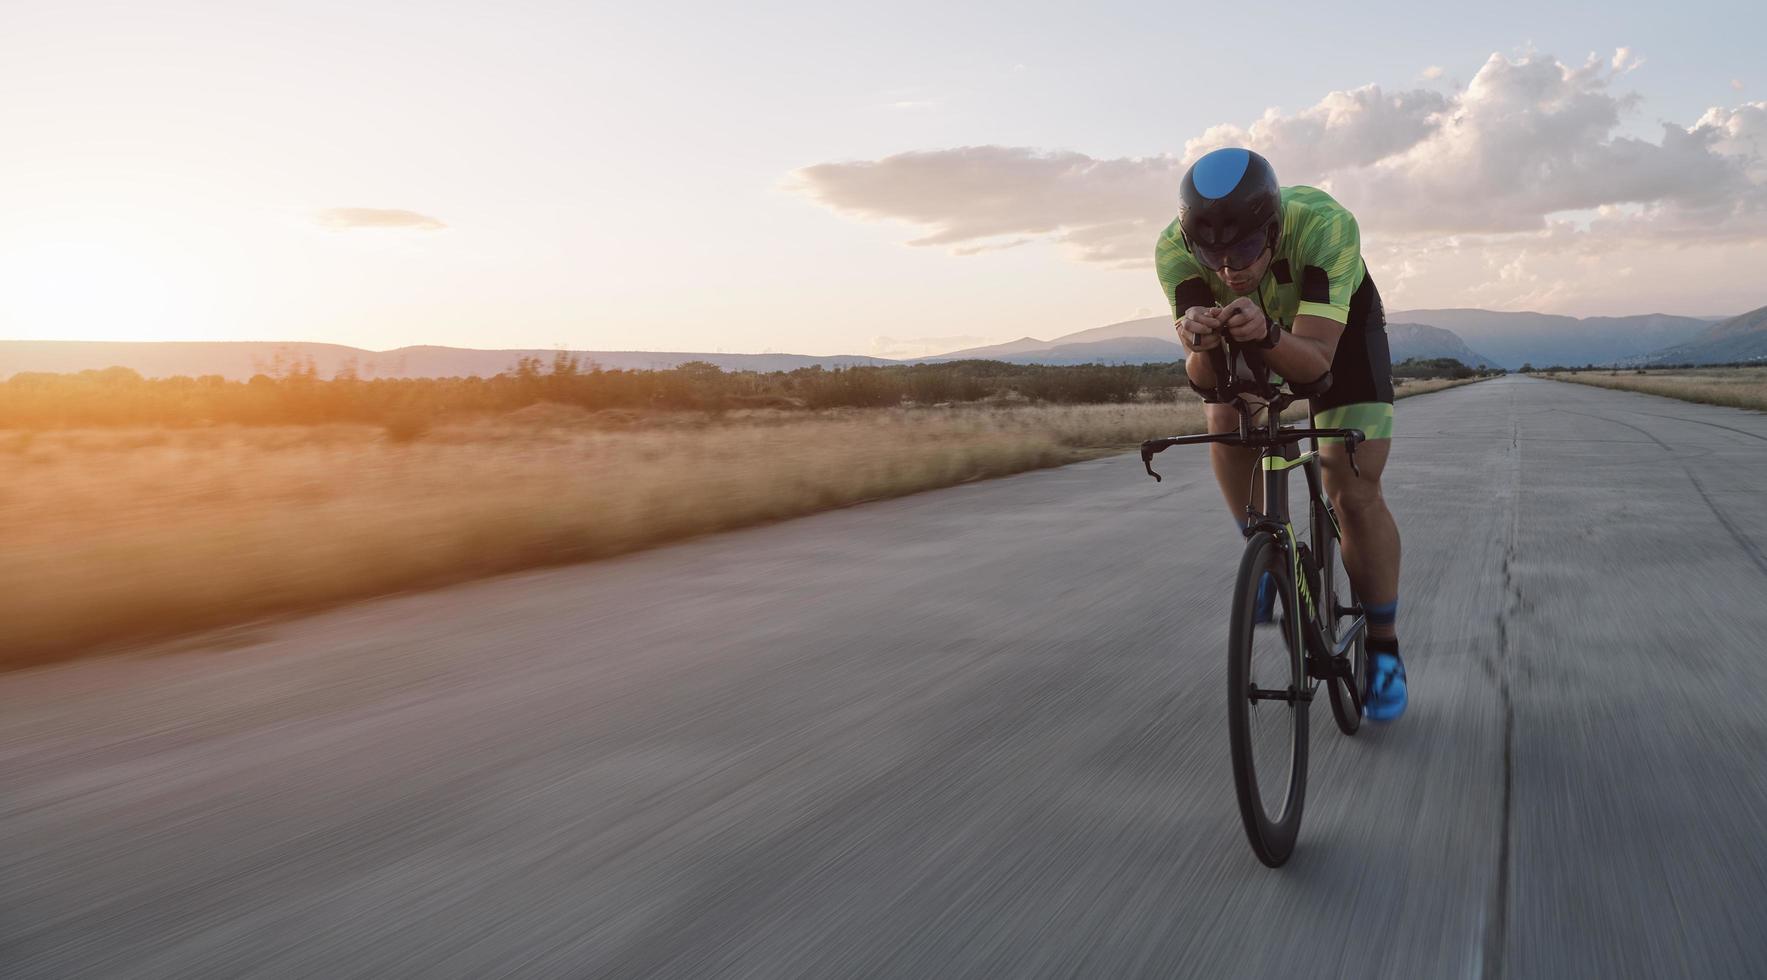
top-left (1363, 649), bottom-right (1408, 722)
top-left (1253, 572), bottom-right (1277, 625)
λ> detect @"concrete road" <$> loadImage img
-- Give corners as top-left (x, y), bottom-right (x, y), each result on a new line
top-left (4, 376), bottom-right (1766, 979)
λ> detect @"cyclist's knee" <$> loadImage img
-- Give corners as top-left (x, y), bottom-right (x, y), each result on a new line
top-left (1330, 477), bottom-right (1385, 517)
top-left (1321, 438), bottom-right (1389, 500)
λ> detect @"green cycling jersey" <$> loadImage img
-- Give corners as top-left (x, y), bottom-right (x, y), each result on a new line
top-left (1155, 185), bottom-right (1366, 327)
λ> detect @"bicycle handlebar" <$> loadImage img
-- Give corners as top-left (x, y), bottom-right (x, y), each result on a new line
top-left (1141, 333), bottom-right (1363, 482)
top-left (1200, 336), bottom-right (1332, 408)
top-left (1140, 427), bottom-right (1366, 482)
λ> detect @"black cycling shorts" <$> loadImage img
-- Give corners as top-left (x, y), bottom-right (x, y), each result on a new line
top-left (1315, 270), bottom-right (1394, 412)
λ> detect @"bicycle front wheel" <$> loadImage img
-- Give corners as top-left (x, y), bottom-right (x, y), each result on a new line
top-left (1227, 530), bottom-right (1308, 868)
top-left (1315, 496), bottom-right (1366, 736)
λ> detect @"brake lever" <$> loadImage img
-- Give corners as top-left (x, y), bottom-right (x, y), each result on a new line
top-left (1210, 344), bottom-right (1234, 405)
top-left (1141, 446), bottom-right (1163, 482)
top-left (1347, 438), bottom-right (1361, 478)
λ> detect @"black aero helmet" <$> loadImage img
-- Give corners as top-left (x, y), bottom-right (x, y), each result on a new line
top-left (1179, 148), bottom-right (1282, 271)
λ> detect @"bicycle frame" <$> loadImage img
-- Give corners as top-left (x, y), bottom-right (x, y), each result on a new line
top-left (1142, 336), bottom-right (1374, 865)
top-left (1256, 441), bottom-right (1368, 673)
top-left (1140, 341), bottom-right (1369, 674)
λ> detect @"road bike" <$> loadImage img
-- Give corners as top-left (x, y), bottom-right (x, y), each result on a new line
top-left (1140, 338), bottom-right (1370, 867)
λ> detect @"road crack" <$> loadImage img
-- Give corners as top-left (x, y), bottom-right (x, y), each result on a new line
top-left (1565, 410), bottom-right (1767, 582)
top-left (1685, 469), bottom-right (1767, 580)
top-left (1482, 418), bottom-right (1520, 980)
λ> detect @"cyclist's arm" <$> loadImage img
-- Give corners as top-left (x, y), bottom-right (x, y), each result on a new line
top-left (1263, 313), bottom-right (1341, 383)
top-left (1266, 201), bottom-right (1365, 384)
top-left (1175, 280), bottom-right (1223, 388)
top-left (1155, 231), bottom-right (1225, 390)
top-left (1186, 341), bottom-right (1222, 388)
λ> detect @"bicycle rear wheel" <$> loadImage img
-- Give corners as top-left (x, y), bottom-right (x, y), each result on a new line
top-left (1227, 531), bottom-right (1308, 868)
top-left (1314, 497), bottom-right (1366, 735)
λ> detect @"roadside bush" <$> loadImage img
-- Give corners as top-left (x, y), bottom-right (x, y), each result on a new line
top-left (1392, 357), bottom-right (1476, 380)
top-left (3, 352), bottom-right (1472, 430)
top-left (383, 411), bottom-right (431, 443)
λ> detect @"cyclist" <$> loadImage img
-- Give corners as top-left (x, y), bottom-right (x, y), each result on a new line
top-left (1155, 147), bottom-right (1406, 721)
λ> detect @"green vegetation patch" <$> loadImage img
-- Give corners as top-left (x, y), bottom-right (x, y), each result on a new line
top-left (0, 356), bottom-right (1202, 430)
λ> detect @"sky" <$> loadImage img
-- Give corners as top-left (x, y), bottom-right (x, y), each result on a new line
top-left (1, 0), bottom-right (1763, 357)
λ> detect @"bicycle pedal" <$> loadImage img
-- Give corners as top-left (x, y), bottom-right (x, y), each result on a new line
top-left (1306, 652), bottom-right (1355, 681)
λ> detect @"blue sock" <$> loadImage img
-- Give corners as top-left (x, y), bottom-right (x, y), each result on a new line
top-left (1366, 599), bottom-right (1398, 653)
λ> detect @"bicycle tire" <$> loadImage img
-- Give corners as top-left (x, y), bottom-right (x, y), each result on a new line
top-left (1227, 530), bottom-right (1308, 867)
top-left (1315, 497), bottom-right (1366, 736)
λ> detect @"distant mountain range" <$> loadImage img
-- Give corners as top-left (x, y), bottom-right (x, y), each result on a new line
top-left (4, 304), bottom-right (1761, 381)
top-left (0, 342), bottom-right (891, 381)
top-left (1385, 310), bottom-right (1715, 369)
top-left (928, 330), bottom-right (1186, 365)
top-left (929, 317), bottom-right (1173, 362)
top-left (930, 309), bottom-right (1729, 370)
top-left (1385, 323), bottom-right (1499, 369)
top-left (1643, 305), bottom-right (1767, 365)
top-left (928, 317), bottom-right (1499, 367)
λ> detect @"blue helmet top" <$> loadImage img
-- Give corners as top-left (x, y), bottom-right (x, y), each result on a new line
top-left (1179, 148), bottom-right (1282, 253)
top-left (1191, 148), bottom-right (1253, 200)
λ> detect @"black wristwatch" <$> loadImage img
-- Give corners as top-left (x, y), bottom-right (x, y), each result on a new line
top-left (1254, 317), bottom-right (1282, 350)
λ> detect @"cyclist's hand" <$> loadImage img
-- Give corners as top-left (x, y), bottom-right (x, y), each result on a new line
top-left (1220, 296), bottom-right (1268, 344)
top-left (1178, 306), bottom-right (1223, 351)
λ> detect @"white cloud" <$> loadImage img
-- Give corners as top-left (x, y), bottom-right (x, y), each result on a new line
top-left (789, 146), bottom-right (1182, 266)
top-left (1421, 66), bottom-right (1445, 80)
top-left (1733, 79), bottom-right (1746, 92)
top-left (951, 238), bottom-right (1035, 256)
top-left (1365, 234), bottom-right (1766, 315)
top-left (315, 207), bottom-right (446, 231)
top-left (1327, 52), bottom-right (1758, 235)
top-left (1182, 84), bottom-right (1451, 180)
top-left (1696, 101), bottom-right (1767, 182)
top-left (791, 49), bottom-right (1767, 285)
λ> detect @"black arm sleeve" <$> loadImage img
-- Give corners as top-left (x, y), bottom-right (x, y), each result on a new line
top-left (1173, 277), bottom-right (1214, 313)
top-left (1174, 277), bottom-right (1226, 401)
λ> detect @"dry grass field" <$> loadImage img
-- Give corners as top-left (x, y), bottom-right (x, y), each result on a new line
top-left (1546, 366), bottom-right (1767, 412)
top-left (0, 377), bottom-right (1480, 667)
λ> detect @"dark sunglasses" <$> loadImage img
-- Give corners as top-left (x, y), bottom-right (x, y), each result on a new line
top-left (1191, 232), bottom-right (1269, 272)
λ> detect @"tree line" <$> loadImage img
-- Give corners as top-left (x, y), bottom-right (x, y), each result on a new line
top-left (0, 355), bottom-right (1186, 429)
top-left (1517, 361), bottom-right (1762, 373)
top-left (0, 353), bottom-right (1508, 430)
top-left (1391, 357), bottom-right (1502, 380)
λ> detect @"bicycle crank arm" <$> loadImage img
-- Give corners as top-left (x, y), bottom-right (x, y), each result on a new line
top-left (1307, 653), bottom-right (1355, 680)
top-left (1332, 614), bottom-right (1368, 659)
top-left (1247, 685), bottom-right (1313, 704)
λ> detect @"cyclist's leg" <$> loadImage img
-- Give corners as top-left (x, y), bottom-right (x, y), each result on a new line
top-left (1205, 402), bottom-right (1262, 526)
top-left (1330, 429), bottom-right (1405, 722)
top-left (1208, 401), bottom-right (1279, 622)
top-left (1313, 271), bottom-right (1400, 644)
top-left (1318, 424), bottom-right (1397, 618)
